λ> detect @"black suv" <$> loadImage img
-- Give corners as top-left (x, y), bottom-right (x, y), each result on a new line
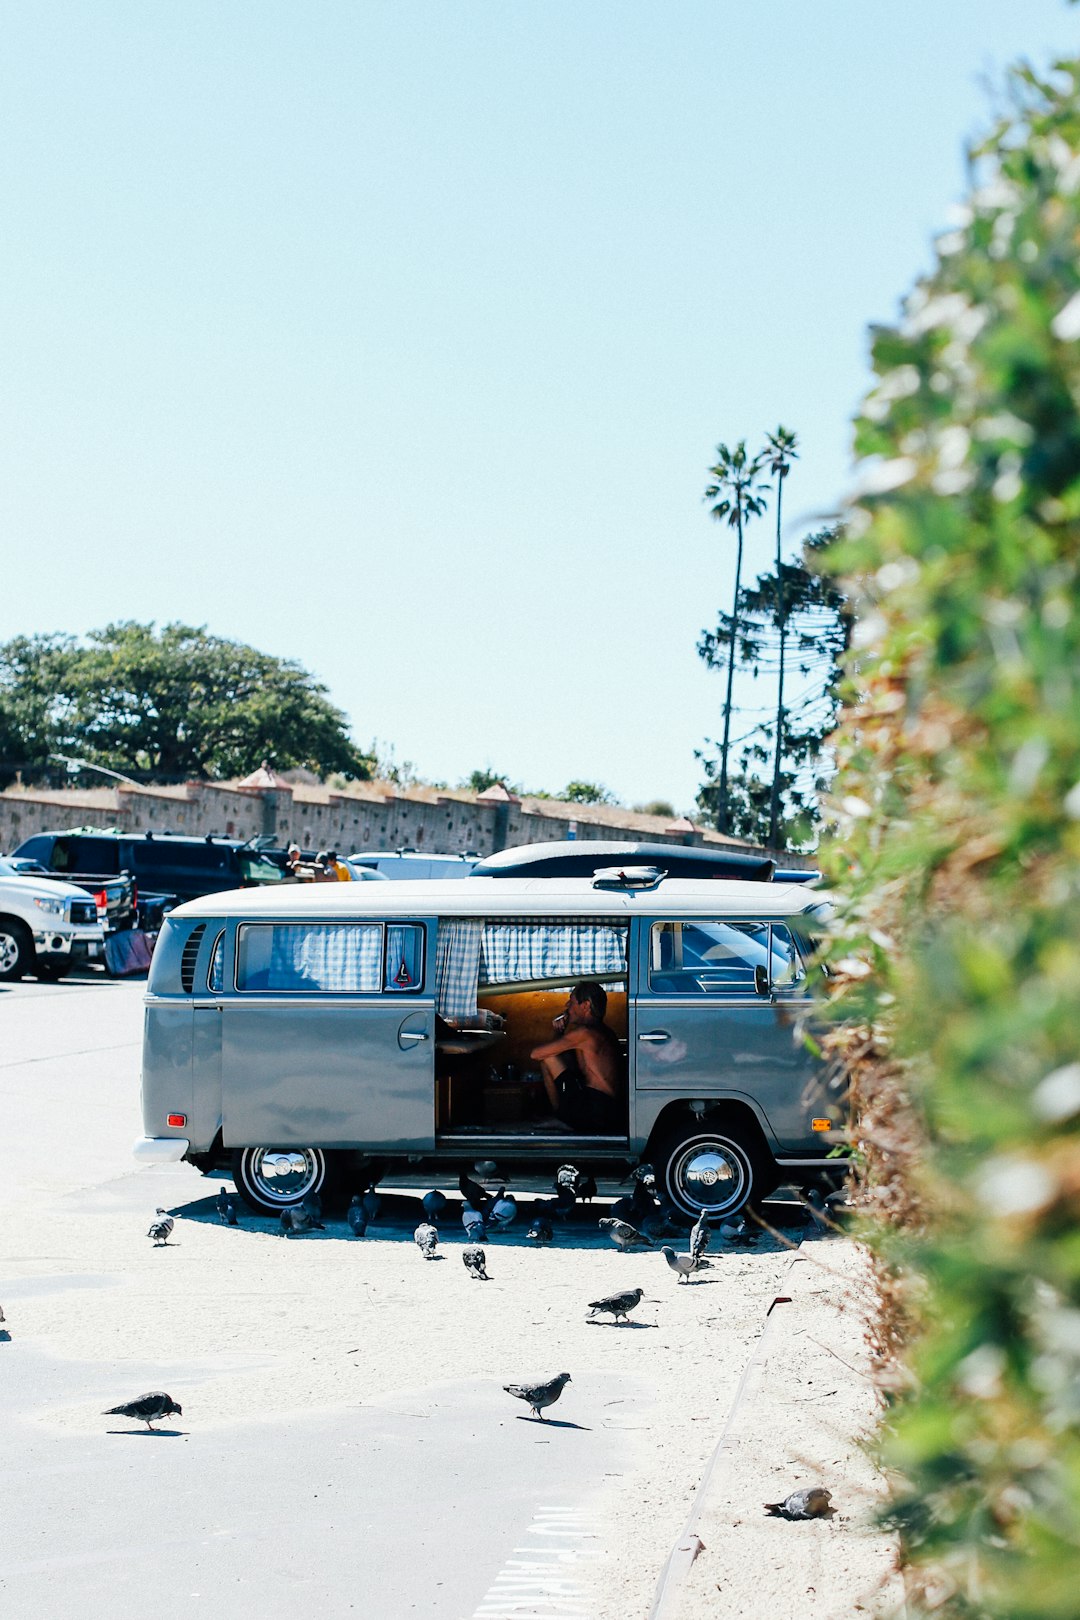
top-left (13, 831), bottom-right (286, 907)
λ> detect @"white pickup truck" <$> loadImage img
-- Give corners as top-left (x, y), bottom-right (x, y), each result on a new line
top-left (0, 854), bottom-right (106, 981)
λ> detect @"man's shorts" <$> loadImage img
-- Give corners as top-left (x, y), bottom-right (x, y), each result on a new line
top-left (556, 1054), bottom-right (621, 1134)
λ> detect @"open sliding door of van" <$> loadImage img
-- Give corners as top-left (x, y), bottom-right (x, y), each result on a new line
top-left (220, 917), bottom-right (436, 1152)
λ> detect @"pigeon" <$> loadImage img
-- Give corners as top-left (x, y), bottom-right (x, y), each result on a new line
top-left (555, 1164), bottom-right (580, 1192)
top-left (764, 1487), bottom-right (833, 1520)
top-left (462, 1244), bottom-right (489, 1279)
top-left (599, 1217), bottom-right (652, 1251)
top-left (360, 1188), bottom-right (381, 1226)
top-left (503, 1371), bottom-right (572, 1421)
top-left (689, 1211), bottom-right (711, 1264)
top-left (611, 1180), bottom-right (658, 1227)
top-left (642, 1202), bottom-right (681, 1242)
top-left (414, 1221), bottom-right (439, 1258)
top-left (528, 1216), bottom-right (554, 1245)
top-left (103, 1391), bottom-right (182, 1430)
top-left (630, 1162), bottom-right (657, 1188)
top-left (661, 1246), bottom-right (711, 1282)
top-left (215, 1187), bottom-right (239, 1226)
top-left (459, 1170), bottom-right (492, 1214)
top-left (422, 1189), bottom-right (448, 1224)
top-left (462, 1204), bottom-right (487, 1241)
top-left (546, 1184), bottom-right (577, 1222)
top-left (587, 1287), bottom-right (645, 1324)
top-left (147, 1209), bottom-right (174, 1245)
top-left (346, 1195), bottom-right (368, 1237)
top-left (303, 1192), bottom-right (324, 1224)
top-left (576, 1172), bottom-right (598, 1203)
top-left (488, 1189), bottom-right (517, 1231)
top-left (280, 1203), bottom-right (323, 1236)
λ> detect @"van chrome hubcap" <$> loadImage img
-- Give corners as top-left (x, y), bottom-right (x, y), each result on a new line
top-left (670, 1139), bottom-right (750, 1217)
top-left (248, 1148), bottom-right (322, 1205)
top-left (0, 934), bottom-right (20, 973)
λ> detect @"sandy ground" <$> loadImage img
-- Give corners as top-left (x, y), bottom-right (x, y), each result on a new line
top-left (3, 1169), bottom-right (899, 1619)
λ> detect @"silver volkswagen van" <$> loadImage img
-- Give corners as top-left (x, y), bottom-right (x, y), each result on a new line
top-left (135, 872), bottom-right (843, 1218)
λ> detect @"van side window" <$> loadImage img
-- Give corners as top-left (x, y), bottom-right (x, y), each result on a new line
top-left (208, 931), bottom-right (225, 993)
top-left (650, 920), bottom-right (773, 996)
top-left (769, 925), bottom-right (806, 991)
top-left (236, 923), bottom-right (383, 993)
top-left (385, 924), bottom-right (424, 991)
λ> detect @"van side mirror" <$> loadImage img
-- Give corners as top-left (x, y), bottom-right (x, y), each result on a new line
top-left (754, 964), bottom-right (770, 997)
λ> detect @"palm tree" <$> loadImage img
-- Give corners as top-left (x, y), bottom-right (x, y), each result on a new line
top-left (703, 440), bottom-right (769, 833)
top-left (762, 426), bottom-right (799, 849)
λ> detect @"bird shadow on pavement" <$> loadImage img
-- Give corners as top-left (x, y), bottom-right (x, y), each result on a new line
top-left (586, 1320), bottom-right (659, 1329)
top-left (515, 1416), bottom-right (592, 1431)
top-left (106, 1428), bottom-right (186, 1438)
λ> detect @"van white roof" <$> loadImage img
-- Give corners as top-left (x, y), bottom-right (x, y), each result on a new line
top-left (172, 875), bottom-right (824, 922)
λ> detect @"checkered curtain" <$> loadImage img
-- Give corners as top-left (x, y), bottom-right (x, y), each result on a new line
top-left (435, 919), bottom-right (484, 1018)
top-left (269, 924), bottom-right (383, 992)
top-left (480, 922), bottom-right (628, 985)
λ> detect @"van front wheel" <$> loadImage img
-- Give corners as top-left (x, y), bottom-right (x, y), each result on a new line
top-left (231, 1147), bottom-right (329, 1215)
top-left (657, 1127), bottom-right (768, 1221)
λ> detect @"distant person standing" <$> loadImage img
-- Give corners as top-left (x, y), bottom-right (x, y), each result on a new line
top-left (326, 849), bottom-right (352, 881)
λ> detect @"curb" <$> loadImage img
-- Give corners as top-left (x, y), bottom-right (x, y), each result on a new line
top-left (647, 1249), bottom-right (806, 1620)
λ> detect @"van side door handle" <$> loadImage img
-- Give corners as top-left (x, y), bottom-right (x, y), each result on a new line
top-left (638, 1030), bottom-right (670, 1043)
top-left (400, 1030), bottom-right (429, 1042)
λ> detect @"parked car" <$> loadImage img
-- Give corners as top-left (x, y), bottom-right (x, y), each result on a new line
top-left (135, 870), bottom-right (844, 1217)
top-left (0, 854), bottom-right (106, 981)
top-left (5, 856), bottom-right (138, 933)
top-left (13, 829), bottom-right (290, 907)
top-left (347, 849), bottom-right (478, 880)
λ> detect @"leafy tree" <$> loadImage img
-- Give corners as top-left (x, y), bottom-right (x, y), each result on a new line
top-left (633, 798), bottom-right (675, 819)
top-left (561, 780), bottom-right (616, 805)
top-left (462, 767), bottom-right (516, 794)
top-left (762, 425), bottom-right (799, 846)
top-left (703, 440), bottom-right (769, 832)
top-left (819, 58), bottom-right (1080, 1618)
top-left (697, 529), bottom-right (850, 847)
top-left (0, 633), bottom-right (79, 786)
top-left (1, 622), bottom-right (372, 782)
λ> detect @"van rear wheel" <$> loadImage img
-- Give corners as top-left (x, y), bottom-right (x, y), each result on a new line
top-left (231, 1147), bottom-right (329, 1215)
top-left (657, 1127), bottom-right (770, 1221)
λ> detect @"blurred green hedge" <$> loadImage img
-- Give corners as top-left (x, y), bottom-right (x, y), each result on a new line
top-left (819, 60), bottom-right (1080, 1617)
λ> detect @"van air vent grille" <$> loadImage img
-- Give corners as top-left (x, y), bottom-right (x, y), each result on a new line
top-left (180, 925), bottom-right (206, 994)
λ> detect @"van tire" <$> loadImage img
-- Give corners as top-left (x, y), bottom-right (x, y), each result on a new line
top-left (656, 1124), bottom-right (773, 1221)
top-left (231, 1147), bottom-right (330, 1215)
top-left (0, 919), bottom-right (33, 982)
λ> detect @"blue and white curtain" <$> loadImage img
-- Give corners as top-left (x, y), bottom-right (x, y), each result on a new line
top-left (262, 924), bottom-right (383, 992)
top-left (435, 919), bottom-right (484, 1018)
top-left (480, 922), bottom-right (628, 987)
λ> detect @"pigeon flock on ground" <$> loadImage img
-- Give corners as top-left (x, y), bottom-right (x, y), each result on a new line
top-left (54, 1158), bottom-right (835, 1519)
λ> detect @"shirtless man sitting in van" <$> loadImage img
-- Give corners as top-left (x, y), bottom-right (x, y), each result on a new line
top-left (531, 982), bottom-right (623, 1134)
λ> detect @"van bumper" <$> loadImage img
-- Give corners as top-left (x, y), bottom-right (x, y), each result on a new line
top-left (133, 1136), bottom-right (190, 1164)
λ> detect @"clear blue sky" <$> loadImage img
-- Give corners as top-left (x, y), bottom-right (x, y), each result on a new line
top-left (1, 2), bottom-right (1075, 811)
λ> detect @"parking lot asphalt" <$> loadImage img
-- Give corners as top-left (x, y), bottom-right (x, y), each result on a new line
top-left (0, 972), bottom-right (651, 1618)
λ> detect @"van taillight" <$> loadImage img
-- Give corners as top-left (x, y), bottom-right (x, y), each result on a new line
top-left (132, 883), bottom-right (138, 909)
top-left (93, 889), bottom-right (108, 910)
top-left (167, 1113), bottom-right (187, 1128)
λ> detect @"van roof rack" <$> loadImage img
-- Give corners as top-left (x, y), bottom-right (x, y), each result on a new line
top-left (591, 865), bottom-right (666, 891)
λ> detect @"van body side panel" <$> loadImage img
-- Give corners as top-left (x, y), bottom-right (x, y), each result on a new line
top-left (140, 1004), bottom-right (194, 1141)
top-left (220, 999), bottom-right (435, 1151)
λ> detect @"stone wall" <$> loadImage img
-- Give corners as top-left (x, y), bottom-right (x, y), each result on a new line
top-left (0, 778), bottom-right (806, 867)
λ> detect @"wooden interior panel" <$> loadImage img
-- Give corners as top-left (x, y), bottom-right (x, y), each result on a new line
top-left (476, 989), bottom-right (627, 1074)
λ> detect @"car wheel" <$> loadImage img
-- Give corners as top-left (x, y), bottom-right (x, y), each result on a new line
top-left (0, 920), bottom-right (32, 982)
top-left (231, 1146), bottom-right (330, 1215)
top-left (35, 957), bottom-right (73, 982)
top-left (656, 1126), bottom-right (771, 1221)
